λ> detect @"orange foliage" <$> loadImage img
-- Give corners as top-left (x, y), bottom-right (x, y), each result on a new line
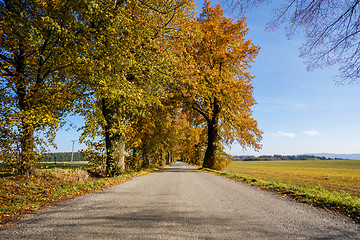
top-left (176, 0), bottom-right (263, 169)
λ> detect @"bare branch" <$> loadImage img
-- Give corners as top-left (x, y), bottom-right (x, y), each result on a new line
top-left (223, 0), bottom-right (360, 82)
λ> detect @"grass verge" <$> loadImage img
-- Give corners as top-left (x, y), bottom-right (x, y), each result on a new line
top-left (196, 166), bottom-right (360, 224)
top-left (0, 164), bottom-right (163, 228)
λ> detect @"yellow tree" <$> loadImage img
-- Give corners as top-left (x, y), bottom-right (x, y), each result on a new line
top-left (179, 0), bottom-right (262, 169)
top-left (78, 0), bottom-right (195, 176)
top-left (174, 112), bottom-right (206, 165)
top-left (0, 0), bottom-right (85, 175)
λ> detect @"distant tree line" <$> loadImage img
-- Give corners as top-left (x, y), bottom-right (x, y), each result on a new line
top-left (41, 152), bottom-right (85, 163)
top-left (233, 155), bottom-right (335, 161)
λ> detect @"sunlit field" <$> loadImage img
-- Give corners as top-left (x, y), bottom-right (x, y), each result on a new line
top-left (224, 160), bottom-right (360, 198)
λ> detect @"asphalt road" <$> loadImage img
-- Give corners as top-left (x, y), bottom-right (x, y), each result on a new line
top-left (1, 162), bottom-right (359, 239)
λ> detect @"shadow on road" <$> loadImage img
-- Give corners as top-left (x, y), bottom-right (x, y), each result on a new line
top-left (157, 167), bottom-right (199, 173)
top-left (5, 200), bottom-right (358, 240)
top-left (155, 162), bottom-right (200, 173)
top-left (1, 161), bottom-right (358, 239)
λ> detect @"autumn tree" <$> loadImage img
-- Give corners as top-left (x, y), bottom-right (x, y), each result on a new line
top-left (177, 0), bottom-right (262, 169)
top-left (0, 0), bottom-right (85, 175)
top-left (78, 0), bottom-right (139, 176)
top-left (138, 108), bottom-right (178, 167)
top-left (225, 0), bottom-right (360, 83)
top-left (123, 95), bottom-right (178, 170)
top-left (78, 0), bottom-right (195, 176)
top-left (174, 113), bottom-right (206, 165)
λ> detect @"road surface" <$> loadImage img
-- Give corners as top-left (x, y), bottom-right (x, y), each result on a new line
top-left (1, 162), bottom-right (359, 239)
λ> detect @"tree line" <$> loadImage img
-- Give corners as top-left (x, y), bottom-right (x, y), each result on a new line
top-left (41, 152), bottom-right (85, 162)
top-left (0, 0), bottom-right (261, 176)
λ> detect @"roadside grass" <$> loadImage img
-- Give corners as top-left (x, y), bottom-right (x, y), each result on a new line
top-left (0, 162), bottom-right (162, 227)
top-left (195, 160), bottom-right (360, 223)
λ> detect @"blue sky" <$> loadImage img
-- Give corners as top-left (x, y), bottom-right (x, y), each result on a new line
top-left (222, 1), bottom-right (360, 156)
top-left (52, 0), bottom-right (360, 156)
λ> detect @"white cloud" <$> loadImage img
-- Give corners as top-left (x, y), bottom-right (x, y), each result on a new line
top-left (302, 130), bottom-right (319, 136)
top-left (293, 103), bottom-right (308, 111)
top-left (270, 131), bottom-right (296, 138)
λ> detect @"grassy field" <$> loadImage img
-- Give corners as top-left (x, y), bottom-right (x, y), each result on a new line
top-left (224, 160), bottom-right (360, 198)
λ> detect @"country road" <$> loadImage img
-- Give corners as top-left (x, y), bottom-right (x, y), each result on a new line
top-left (1, 162), bottom-right (359, 239)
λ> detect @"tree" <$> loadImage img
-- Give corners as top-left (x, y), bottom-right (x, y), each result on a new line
top-left (225, 0), bottom-right (360, 83)
top-left (0, 0), bottom-right (85, 175)
top-left (177, 0), bottom-right (262, 169)
top-left (175, 113), bottom-right (206, 165)
top-left (78, 0), bottom-right (195, 176)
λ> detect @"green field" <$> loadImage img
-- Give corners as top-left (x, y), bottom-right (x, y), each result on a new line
top-left (224, 160), bottom-right (360, 198)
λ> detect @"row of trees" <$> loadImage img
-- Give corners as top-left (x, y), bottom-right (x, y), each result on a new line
top-left (1, 0), bottom-right (262, 176)
top-left (41, 152), bottom-right (85, 162)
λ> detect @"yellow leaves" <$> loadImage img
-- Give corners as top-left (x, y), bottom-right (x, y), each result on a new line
top-left (173, 0), bottom-right (262, 156)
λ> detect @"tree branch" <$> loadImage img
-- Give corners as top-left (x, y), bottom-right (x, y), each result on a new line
top-left (192, 100), bottom-right (211, 123)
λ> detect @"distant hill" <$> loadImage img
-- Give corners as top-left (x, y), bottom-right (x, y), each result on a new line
top-left (233, 153), bottom-right (360, 161)
top-left (310, 153), bottom-right (360, 160)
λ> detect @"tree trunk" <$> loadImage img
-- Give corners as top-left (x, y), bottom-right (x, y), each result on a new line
top-left (203, 97), bottom-right (220, 169)
top-left (170, 152), bottom-right (174, 164)
top-left (129, 147), bottom-right (140, 170)
top-left (105, 131), bottom-right (126, 175)
top-left (18, 121), bottom-right (36, 175)
top-left (18, 92), bottom-right (36, 175)
top-left (166, 151), bottom-right (172, 165)
top-left (141, 147), bottom-right (149, 168)
top-left (16, 48), bottom-right (36, 175)
top-left (194, 144), bottom-right (202, 165)
top-left (203, 121), bottom-right (218, 169)
top-left (158, 149), bottom-right (165, 166)
top-left (102, 98), bottom-right (126, 176)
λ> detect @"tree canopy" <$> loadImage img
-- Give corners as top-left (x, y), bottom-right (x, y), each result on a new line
top-left (174, 0), bottom-right (262, 169)
top-left (0, 0), bottom-right (85, 174)
top-left (1, 0), bottom-right (262, 175)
